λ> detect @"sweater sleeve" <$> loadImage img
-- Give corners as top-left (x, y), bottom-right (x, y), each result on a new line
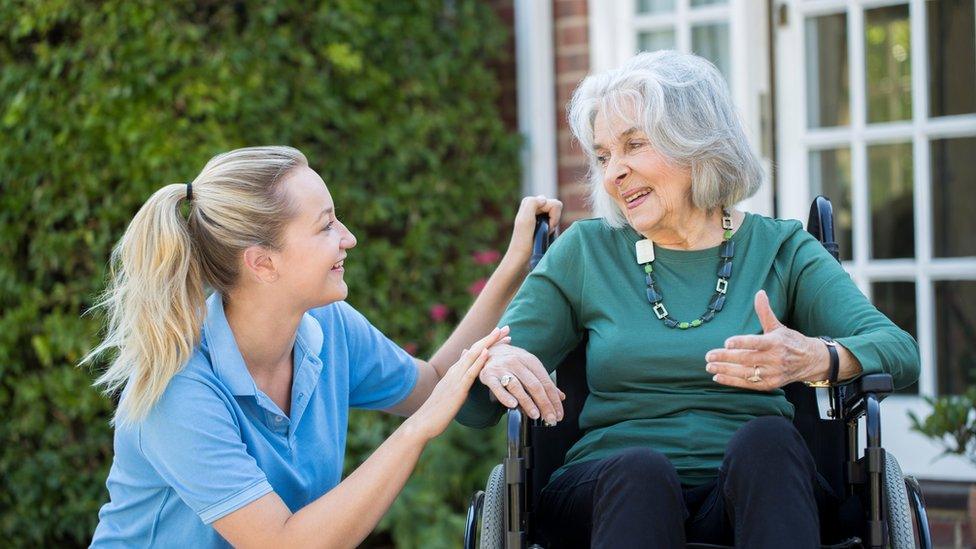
top-left (455, 224), bottom-right (586, 428)
top-left (783, 227), bottom-right (920, 389)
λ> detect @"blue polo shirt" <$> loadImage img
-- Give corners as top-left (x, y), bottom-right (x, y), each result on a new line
top-left (90, 293), bottom-right (418, 547)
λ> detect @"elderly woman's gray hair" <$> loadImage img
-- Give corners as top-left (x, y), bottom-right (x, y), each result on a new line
top-left (568, 50), bottom-right (764, 228)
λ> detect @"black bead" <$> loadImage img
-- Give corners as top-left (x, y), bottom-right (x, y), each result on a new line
top-left (708, 293), bottom-right (726, 312)
top-left (717, 260), bottom-right (732, 278)
top-left (646, 286), bottom-right (663, 303)
top-left (701, 310), bottom-right (716, 323)
top-left (720, 240), bottom-right (734, 258)
top-left (663, 318), bottom-right (679, 328)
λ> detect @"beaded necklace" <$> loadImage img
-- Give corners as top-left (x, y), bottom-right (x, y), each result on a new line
top-left (636, 208), bottom-right (735, 329)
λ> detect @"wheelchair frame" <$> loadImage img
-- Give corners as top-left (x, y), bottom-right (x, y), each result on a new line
top-left (465, 197), bottom-right (932, 549)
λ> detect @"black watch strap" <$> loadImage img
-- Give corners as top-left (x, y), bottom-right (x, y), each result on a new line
top-left (819, 336), bottom-right (840, 384)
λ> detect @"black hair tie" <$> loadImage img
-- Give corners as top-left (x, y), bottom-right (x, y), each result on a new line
top-left (185, 182), bottom-right (193, 201)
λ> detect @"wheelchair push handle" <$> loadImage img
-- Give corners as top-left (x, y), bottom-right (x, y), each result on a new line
top-left (807, 195), bottom-right (840, 263)
top-left (530, 214), bottom-right (552, 270)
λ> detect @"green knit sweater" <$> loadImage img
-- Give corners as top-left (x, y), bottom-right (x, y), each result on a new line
top-left (456, 213), bottom-right (920, 487)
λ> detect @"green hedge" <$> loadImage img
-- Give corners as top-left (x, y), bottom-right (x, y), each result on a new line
top-left (0, 1), bottom-right (515, 545)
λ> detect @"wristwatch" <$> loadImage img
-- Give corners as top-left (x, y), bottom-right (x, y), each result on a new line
top-left (805, 336), bottom-right (839, 388)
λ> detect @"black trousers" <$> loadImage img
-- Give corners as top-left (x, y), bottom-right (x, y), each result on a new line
top-left (537, 416), bottom-right (837, 548)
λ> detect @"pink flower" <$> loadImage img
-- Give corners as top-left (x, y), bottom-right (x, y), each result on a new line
top-left (467, 278), bottom-right (488, 296)
top-left (402, 342), bottom-right (418, 356)
top-left (429, 303), bottom-right (450, 323)
top-left (473, 249), bottom-right (501, 266)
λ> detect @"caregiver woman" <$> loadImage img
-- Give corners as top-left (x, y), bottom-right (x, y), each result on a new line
top-left (84, 146), bottom-right (563, 547)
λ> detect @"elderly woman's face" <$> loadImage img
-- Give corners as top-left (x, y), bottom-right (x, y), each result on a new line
top-left (593, 108), bottom-right (693, 234)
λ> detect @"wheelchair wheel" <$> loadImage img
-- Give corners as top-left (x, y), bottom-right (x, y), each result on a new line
top-left (479, 463), bottom-right (505, 549)
top-left (883, 453), bottom-right (915, 549)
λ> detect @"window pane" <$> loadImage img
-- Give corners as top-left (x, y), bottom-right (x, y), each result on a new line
top-left (868, 142), bottom-right (914, 259)
top-left (638, 29), bottom-right (676, 52)
top-left (691, 0), bottom-right (727, 6)
top-left (865, 5), bottom-right (912, 123)
top-left (692, 22), bottom-right (730, 82)
top-left (927, 0), bottom-right (976, 117)
top-left (935, 281), bottom-right (976, 395)
top-left (873, 281), bottom-right (918, 394)
top-left (638, 0), bottom-right (675, 14)
top-left (931, 137), bottom-right (976, 258)
top-left (805, 13), bottom-right (850, 128)
top-left (809, 148), bottom-right (853, 261)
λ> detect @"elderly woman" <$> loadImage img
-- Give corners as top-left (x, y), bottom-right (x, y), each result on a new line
top-left (457, 51), bottom-right (919, 548)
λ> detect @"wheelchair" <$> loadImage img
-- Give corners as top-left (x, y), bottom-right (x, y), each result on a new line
top-left (464, 197), bottom-right (932, 549)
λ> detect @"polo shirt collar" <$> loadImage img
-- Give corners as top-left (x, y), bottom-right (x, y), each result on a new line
top-left (202, 293), bottom-right (324, 398)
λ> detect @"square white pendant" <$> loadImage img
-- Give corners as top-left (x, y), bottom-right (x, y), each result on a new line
top-left (635, 239), bottom-right (655, 264)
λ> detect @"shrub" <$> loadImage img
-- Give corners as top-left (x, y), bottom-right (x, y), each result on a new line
top-left (0, 1), bottom-right (515, 545)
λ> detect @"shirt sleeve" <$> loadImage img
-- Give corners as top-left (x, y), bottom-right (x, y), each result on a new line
top-left (138, 375), bottom-right (274, 524)
top-left (337, 302), bottom-right (419, 410)
top-left (456, 224), bottom-right (586, 428)
top-left (783, 228), bottom-right (920, 389)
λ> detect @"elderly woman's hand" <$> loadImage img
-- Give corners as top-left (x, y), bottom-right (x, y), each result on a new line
top-left (704, 290), bottom-right (833, 391)
top-left (480, 343), bottom-right (565, 425)
top-left (504, 196), bottom-right (563, 267)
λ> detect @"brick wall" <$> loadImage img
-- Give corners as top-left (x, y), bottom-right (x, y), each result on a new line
top-left (922, 480), bottom-right (973, 548)
top-left (489, 0), bottom-right (591, 226)
top-left (553, 0), bottom-right (591, 226)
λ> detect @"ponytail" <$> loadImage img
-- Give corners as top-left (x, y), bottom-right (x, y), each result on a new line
top-left (82, 184), bottom-right (205, 426)
top-left (81, 146), bottom-right (306, 426)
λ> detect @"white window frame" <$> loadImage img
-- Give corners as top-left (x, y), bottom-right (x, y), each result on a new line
top-left (587, 0), bottom-right (774, 216)
top-left (514, 0), bottom-right (557, 198)
top-left (775, 0), bottom-right (976, 481)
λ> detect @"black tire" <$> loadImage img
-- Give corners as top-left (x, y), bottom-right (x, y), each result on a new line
top-left (480, 464), bottom-right (505, 549)
top-left (883, 453), bottom-right (916, 549)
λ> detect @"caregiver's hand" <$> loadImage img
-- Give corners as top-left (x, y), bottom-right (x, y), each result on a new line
top-left (406, 326), bottom-right (510, 441)
top-left (704, 289), bottom-right (832, 391)
top-left (504, 195), bottom-right (563, 266)
top-left (480, 343), bottom-right (565, 426)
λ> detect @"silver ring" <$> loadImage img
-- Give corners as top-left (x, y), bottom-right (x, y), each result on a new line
top-left (747, 365), bottom-right (763, 383)
top-left (499, 374), bottom-right (514, 387)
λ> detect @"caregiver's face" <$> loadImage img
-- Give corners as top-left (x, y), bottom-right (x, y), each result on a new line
top-left (276, 166), bottom-right (357, 309)
top-left (593, 106), bottom-right (694, 235)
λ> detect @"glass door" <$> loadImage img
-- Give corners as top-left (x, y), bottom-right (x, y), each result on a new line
top-left (775, 0), bottom-right (976, 480)
top-left (589, 0), bottom-right (774, 214)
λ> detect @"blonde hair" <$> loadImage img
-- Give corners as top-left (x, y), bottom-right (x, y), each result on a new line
top-left (568, 50), bottom-right (764, 228)
top-left (81, 146), bottom-right (307, 426)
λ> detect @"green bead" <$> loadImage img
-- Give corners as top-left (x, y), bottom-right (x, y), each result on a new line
top-left (678, 321), bottom-right (690, 329)
top-left (723, 229), bottom-right (732, 240)
top-left (644, 263), bottom-right (653, 273)
top-left (690, 319), bottom-right (702, 327)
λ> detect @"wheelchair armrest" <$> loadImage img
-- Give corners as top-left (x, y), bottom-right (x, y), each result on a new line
top-left (835, 373), bottom-right (893, 421)
top-left (833, 374), bottom-right (893, 547)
